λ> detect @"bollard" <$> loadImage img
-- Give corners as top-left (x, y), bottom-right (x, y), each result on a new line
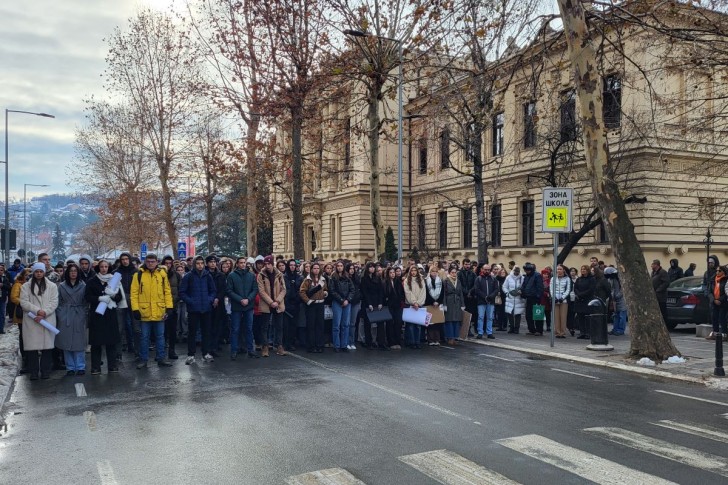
top-left (586, 298), bottom-right (614, 351)
top-left (715, 332), bottom-right (725, 377)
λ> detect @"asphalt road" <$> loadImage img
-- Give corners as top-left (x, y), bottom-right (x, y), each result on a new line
top-left (1, 342), bottom-right (727, 484)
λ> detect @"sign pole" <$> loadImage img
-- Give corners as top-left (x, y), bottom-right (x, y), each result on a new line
top-left (551, 233), bottom-right (557, 348)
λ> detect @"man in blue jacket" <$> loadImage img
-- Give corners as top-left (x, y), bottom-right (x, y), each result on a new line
top-left (226, 256), bottom-right (259, 360)
top-left (179, 256), bottom-right (217, 365)
top-left (474, 264), bottom-right (499, 339)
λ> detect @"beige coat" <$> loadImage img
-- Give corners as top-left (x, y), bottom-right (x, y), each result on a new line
top-left (257, 269), bottom-right (286, 313)
top-left (404, 278), bottom-right (427, 306)
top-left (19, 278), bottom-right (59, 351)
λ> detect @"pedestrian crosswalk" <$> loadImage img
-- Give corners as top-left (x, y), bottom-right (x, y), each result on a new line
top-left (286, 418), bottom-right (727, 484)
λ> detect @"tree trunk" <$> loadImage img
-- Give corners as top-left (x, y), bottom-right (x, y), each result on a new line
top-left (556, 0), bottom-right (678, 361)
top-left (291, 105), bottom-right (305, 259)
top-left (245, 117), bottom-right (260, 257)
top-left (367, 87), bottom-right (386, 259)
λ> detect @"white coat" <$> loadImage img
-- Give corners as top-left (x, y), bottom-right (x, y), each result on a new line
top-left (503, 271), bottom-right (525, 316)
top-left (19, 277), bottom-right (59, 351)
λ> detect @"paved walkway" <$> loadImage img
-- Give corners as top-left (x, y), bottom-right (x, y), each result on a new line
top-left (465, 323), bottom-right (727, 389)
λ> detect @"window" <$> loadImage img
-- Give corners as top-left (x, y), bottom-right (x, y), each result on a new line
top-left (521, 200), bottom-right (534, 246)
top-left (603, 75), bottom-right (622, 128)
top-left (465, 122), bottom-right (481, 163)
top-left (560, 90), bottom-right (577, 142)
top-left (523, 101), bottom-right (537, 148)
top-left (492, 112), bottom-right (504, 156)
top-left (462, 207), bottom-right (473, 249)
top-left (419, 138), bottom-right (428, 174)
top-left (438, 211), bottom-right (448, 249)
top-left (440, 128), bottom-right (450, 169)
top-left (490, 204), bottom-right (501, 247)
top-left (417, 213), bottom-right (426, 249)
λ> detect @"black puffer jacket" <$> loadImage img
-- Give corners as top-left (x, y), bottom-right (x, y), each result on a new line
top-left (329, 274), bottom-right (354, 304)
top-left (360, 274), bottom-right (384, 307)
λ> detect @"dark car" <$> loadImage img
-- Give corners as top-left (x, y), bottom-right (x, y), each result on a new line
top-left (665, 276), bottom-right (711, 330)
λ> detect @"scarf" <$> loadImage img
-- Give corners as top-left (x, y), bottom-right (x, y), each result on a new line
top-left (714, 273), bottom-right (725, 300)
top-left (98, 272), bottom-right (127, 309)
top-left (426, 275), bottom-right (442, 300)
top-left (447, 274), bottom-right (458, 289)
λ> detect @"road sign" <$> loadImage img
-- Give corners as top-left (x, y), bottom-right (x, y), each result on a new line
top-left (177, 242), bottom-right (187, 259)
top-left (542, 188), bottom-right (573, 233)
top-left (140, 242), bottom-right (148, 259)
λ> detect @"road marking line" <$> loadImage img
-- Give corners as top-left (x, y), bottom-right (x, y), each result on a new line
top-left (550, 368), bottom-right (599, 379)
top-left (479, 354), bottom-right (516, 362)
top-left (285, 468), bottom-right (366, 485)
top-left (399, 449), bottom-right (521, 484)
top-left (288, 353), bottom-right (473, 422)
top-left (75, 383), bottom-right (87, 397)
top-left (652, 420), bottom-right (728, 443)
top-left (497, 434), bottom-right (675, 485)
top-left (97, 460), bottom-right (119, 485)
top-left (585, 427), bottom-right (728, 477)
top-left (439, 345), bottom-right (455, 349)
top-left (83, 411), bottom-right (97, 431)
top-left (655, 390), bottom-right (728, 407)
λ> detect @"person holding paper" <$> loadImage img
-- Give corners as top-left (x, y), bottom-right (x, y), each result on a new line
top-left (19, 262), bottom-right (59, 380)
top-left (360, 262), bottom-right (386, 350)
top-left (404, 265), bottom-right (426, 349)
top-left (443, 266), bottom-right (465, 346)
top-left (56, 263), bottom-right (88, 376)
top-left (299, 262), bottom-right (327, 353)
top-left (85, 260), bottom-right (123, 375)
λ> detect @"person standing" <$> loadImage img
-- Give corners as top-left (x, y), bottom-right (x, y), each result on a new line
top-left (300, 262), bottom-right (327, 353)
top-left (708, 265), bottom-right (728, 340)
top-left (457, 259), bottom-right (477, 337)
top-left (443, 266), bottom-right (464, 346)
top-left (503, 267), bottom-right (525, 334)
top-left (8, 258), bottom-right (24, 282)
top-left (56, 263), bottom-right (88, 375)
top-left (425, 266), bottom-right (444, 346)
top-left (85, 260), bottom-right (123, 375)
top-left (0, 264), bottom-right (11, 334)
top-left (257, 255), bottom-right (287, 357)
top-left (384, 266), bottom-right (404, 350)
top-left (474, 264), bottom-right (498, 339)
top-left (19, 263), bottom-right (59, 380)
top-left (329, 261), bottom-right (353, 353)
top-left (206, 255), bottom-right (227, 355)
top-left (179, 256), bottom-right (217, 364)
top-left (604, 267), bottom-right (627, 336)
top-left (668, 259), bottom-right (684, 283)
top-left (404, 265), bottom-right (426, 349)
top-left (175, 263), bottom-right (188, 341)
top-left (651, 259), bottom-right (670, 324)
top-left (684, 263), bottom-right (696, 277)
top-left (346, 262), bottom-right (362, 350)
top-left (113, 252), bottom-right (137, 357)
top-left (494, 267), bottom-right (507, 331)
top-left (573, 265), bottom-right (595, 339)
top-left (78, 255), bottom-right (96, 284)
top-left (129, 254), bottom-right (174, 369)
top-left (360, 262), bottom-right (385, 349)
top-left (226, 256), bottom-right (259, 360)
top-left (520, 263), bottom-right (545, 336)
top-left (550, 265), bottom-right (572, 338)
top-left (10, 270), bottom-right (29, 373)
top-left (282, 259), bottom-right (303, 352)
top-left (162, 256), bottom-right (181, 360)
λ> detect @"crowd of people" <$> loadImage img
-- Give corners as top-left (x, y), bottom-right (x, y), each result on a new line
top-left (0, 251), bottom-right (721, 381)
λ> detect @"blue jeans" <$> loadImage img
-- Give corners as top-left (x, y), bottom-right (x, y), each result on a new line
top-left (63, 350), bottom-right (86, 371)
top-left (332, 301), bottom-right (351, 349)
top-left (231, 310), bottom-right (254, 354)
top-left (140, 321), bottom-right (166, 362)
top-left (477, 304), bottom-right (494, 335)
top-left (444, 321), bottom-right (460, 340)
top-left (405, 323), bottom-right (421, 346)
top-left (612, 310), bottom-right (627, 335)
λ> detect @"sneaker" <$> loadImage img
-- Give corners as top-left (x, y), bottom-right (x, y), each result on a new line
top-left (487, 334), bottom-right (495, 339)
top-left (706, 332), bottom-right (716, 340)
top-left (350, 344), bottom-right (357, 350)
top-left (185, 356), bottom-right (195, 365)
top-left (76, 370), bottom-right (85, 376)
top-left (476, 334), bottom-right (483, 339)
top-left (428, 341), bottom-right (436, 346)
top-left (157, 359), bottom-right (173, 367)
top-left (136, 361), bottom-right (148, 369)
top-left (434, 341), bottom-right (440, 346)
top-left (248, 352), bottom-right (260, 358)
top-left (203, 353), bottom-right (214, 362)
top-left (65, 370), bottom-right (75, 377)
top-left (91, 368), bottom-right (101, 375)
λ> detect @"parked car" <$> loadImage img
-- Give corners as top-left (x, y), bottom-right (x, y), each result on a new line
top-left (665, 276), bottom-right (711, 330)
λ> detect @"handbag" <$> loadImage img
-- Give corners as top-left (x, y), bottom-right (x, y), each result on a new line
top-left (14, 304), bottom-right (23, 319)
top-left (366, 308), bottom-right (393, 323)
top-left (532, 304), bottom-right (546, 321)
top-left (323, 305), bottom-right (333, 320)
top-left (495, 294), bottom-right (503, 305)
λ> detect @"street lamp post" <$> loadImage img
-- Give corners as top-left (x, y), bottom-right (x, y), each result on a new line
top-left (344, 29), bottom-right (404, 263)
top-left (24, 183), bottom-right (49, 263)
top-left (3, 109), bottom-right (55, 262)
top-left (704, 227), bottom-right (713, 263)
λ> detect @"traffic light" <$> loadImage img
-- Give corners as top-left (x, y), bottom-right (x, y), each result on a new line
top-left (1, 230), bottom-right (17, 251)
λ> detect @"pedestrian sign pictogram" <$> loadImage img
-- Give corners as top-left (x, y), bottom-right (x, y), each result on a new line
top-left (140, 242), bottom-right (148, 259)
top-left (542, 188), bottom-right (573, 233)
top-left (177, 242), bottom-right (187, 259)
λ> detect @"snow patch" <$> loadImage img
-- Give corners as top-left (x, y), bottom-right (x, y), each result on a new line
top-left (661, 356), bottom-right (687, 364)
top-left (636, 357), bottom-right (656, 366)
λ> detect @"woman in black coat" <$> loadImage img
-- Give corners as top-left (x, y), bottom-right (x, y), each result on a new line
top-left (384, 267), bottom-right (405, 349)
top-left (573, 265), bottom-right (596, 340)
top-left (360, 262), bottom-right (385, 349)
top-left (85, 260), bottom-right (123, 374)
top-left (283, 259), bottom-right (303, 351)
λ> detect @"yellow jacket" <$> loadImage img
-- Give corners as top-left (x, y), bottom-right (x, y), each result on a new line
top-left (10, 281), bottom-right (23, 324)
top-left (130, 266), bottom-right (173, 321)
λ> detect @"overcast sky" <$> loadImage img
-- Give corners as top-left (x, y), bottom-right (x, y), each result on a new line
top-left (0, 0), bottom-right (176, 200)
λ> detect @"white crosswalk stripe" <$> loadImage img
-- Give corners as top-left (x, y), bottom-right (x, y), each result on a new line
top-left (399, 449), bottom-right (521, 485)
top-left (585, 427), bottom-right (728, 478)
top-left (496, 434), bottom-right (676, 485)
top-left (652, 420), bottom-right (728, 444)
top-left (285, 468), bottom-right (366, 485)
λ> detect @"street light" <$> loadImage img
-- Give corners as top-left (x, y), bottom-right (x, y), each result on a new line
top-left (24, 183), bottom-right (49, 263)
top-left (3, 109), bottom-right (55, 262)
top-left (344, 29), bottom-right (404, 262)
top-left (704, 227), bottom-right (713, 264)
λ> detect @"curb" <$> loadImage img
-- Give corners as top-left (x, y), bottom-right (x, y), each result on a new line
top-left (465, 338), bottom-right (728, 390)
top-left (0, 325), bottom-right (21, 422)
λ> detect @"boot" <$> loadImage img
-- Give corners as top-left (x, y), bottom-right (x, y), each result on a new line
top-left (276, 345), bottom-right (287, 356)
top-left (262, 345), bottom-right (269, 357)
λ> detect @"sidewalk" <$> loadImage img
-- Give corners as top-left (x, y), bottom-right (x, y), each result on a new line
top-left (465, 325), bottom-right (728, 390)
top-left (0, 325), bottom-right (20, 423)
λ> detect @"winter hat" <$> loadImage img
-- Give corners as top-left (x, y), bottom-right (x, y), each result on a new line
top-left (604, 267), bottom-right (617, 276)
top-left (263, 255), bottom-right (274, 265)
top-left (246, 257), bottom-right (255, 265)
top-left (79, 255), bottom-right (91, 263)
top-left (255, 255), bottom-right (264, 263)
top-left (708, 256), bottom-right (717, 265)
top-left (205, 254), bottom-right (218, 263)
top-left (31, 262), bottom-right (46, 273)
